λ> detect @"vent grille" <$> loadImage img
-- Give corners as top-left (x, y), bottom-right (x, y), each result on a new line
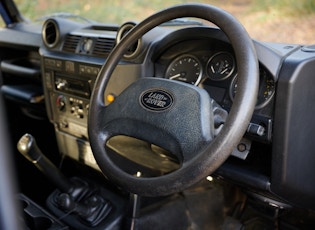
top-left (92, 37), bottom-right (115, 57)
top-left (62, 35), bottom-right (115, 57)
top-left (63, 35), bottom-right (81, 53)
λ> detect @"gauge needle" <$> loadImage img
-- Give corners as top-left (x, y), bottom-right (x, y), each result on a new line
top-left (169, 73), bottom-right (181, 80)
top-left (210, 65), bottom-right (215, 73)
top-left (220, 68), bottom-right (228, 74)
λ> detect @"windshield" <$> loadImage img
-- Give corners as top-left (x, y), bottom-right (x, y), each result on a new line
top-left (12, 0), bottom-right (315, 44)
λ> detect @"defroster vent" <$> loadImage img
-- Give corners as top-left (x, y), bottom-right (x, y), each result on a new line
top-left (63, 35), bottom-right (81, 53)
top-left (92, 37), bottom-right (115, 57)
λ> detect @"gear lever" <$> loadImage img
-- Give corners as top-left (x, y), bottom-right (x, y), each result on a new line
top-left (17, 133), bottom-right (74, 193)
top-left (17, 133), bottom-right (114, 227)
top-left (17, 133), bottom-right (95, 199)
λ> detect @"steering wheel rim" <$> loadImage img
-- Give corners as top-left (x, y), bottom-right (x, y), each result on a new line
top-left (88, 3), bottom-right (259, 197)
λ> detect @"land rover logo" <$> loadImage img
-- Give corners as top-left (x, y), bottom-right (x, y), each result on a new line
top-left (140, 89), bottom-right (174, 111)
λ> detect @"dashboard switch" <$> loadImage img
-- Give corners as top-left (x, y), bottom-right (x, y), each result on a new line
top-left (247, 123), bottom-right (265, 136)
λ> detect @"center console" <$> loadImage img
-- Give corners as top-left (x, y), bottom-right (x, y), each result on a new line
top-left (41, 53), bottom-right (102, 170)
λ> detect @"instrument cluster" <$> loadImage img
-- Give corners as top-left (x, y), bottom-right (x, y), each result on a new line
top-left (157, 47), bottom-right (275, 111)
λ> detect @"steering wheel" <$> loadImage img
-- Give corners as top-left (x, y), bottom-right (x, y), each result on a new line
top-left (88, 3), bottom-right (259, 197)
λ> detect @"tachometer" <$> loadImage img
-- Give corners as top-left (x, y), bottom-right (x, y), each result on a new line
top-left (230, 68), bottom-right (275, 109)
top-left (165, 54), bottom-right (202, 86)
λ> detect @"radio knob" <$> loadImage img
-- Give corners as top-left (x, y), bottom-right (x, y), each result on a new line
top-left (56, 95), bottom-right (66, 111)
top-left (56, 79), bottom-right (67, 90)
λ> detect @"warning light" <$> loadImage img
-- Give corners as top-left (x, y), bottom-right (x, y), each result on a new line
top-left (106, 93), bottom-right (116, 103)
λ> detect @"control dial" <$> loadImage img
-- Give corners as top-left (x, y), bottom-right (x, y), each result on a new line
top-left (56, 95), bottom-right (66, 111)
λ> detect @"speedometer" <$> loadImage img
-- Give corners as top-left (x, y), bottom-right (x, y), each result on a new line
top-left (165, 54), bottom-right (202, 86)
top-left (230, 68), bottom-right (275, 109)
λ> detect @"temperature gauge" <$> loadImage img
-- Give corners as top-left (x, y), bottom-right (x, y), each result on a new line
top-left (207, 52), bottom-right (235, 81)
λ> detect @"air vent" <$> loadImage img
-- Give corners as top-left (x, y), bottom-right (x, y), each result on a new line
top-left (62, 35), bottom-right (81, 53)
top-left (116, 21), bottom-right (141, 59)
top-left (92, 37), bottom-right (115, 57)
top-left (42, 19), bottom-right (59, 48)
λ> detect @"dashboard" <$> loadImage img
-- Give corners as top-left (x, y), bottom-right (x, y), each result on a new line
top-left (38, 19), bottom-right (277, 171)
top-left (2, 3), bottom-right (315, 228)
top-left (5, 15), bottom-right (307, 209)
top-left (0, 3), bottom-right (314, 212)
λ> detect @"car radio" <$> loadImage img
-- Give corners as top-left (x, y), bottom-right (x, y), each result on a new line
top-left (54, 75), bottom-right (91, 99)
